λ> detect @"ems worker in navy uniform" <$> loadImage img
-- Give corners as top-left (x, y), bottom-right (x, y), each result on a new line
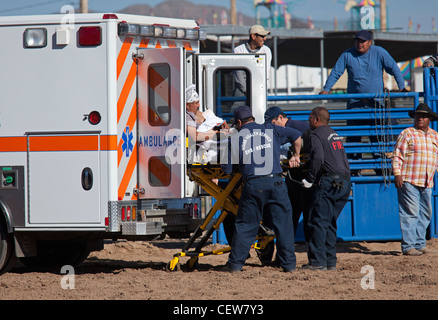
top-left (221, 106), bottom-right (302, 272)
top-left (264, 106), bottom-right (311, 238)
top-left (301, 107), bottom-right (351, 271)
top-left (256, 106), bottom-right (311, 265)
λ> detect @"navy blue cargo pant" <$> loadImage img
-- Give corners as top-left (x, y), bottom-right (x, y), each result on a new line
top-left (307, 174), bottom-right (351, 268)
top-left (227, 175), bottom-right (296, 271)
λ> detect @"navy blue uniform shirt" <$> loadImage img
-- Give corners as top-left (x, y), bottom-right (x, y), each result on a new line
top-left (222, 121), bottom-right (301, 179)
top-left (286, 118), bottom-right (310, 134)
top-left (306, 125), bottom-right (350, 183)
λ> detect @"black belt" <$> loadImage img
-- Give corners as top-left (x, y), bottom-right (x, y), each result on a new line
top-left (245, 173), bottom-right (282, 180)
top-left (322, 172), bottom-right (350, 179)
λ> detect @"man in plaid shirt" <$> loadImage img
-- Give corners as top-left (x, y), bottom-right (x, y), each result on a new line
top-left (392, 103), bottom-right (438, 256)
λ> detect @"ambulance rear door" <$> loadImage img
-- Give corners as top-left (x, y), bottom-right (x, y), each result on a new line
top-left (195, 53), bottom-right (267, 123)
top-left (137, 47), bottom-right (185, 199)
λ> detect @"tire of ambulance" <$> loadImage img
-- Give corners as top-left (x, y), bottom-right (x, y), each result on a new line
top-left (166, 231), bottom-right (191, 239)
top-left (0, 216), bottom-right (17, 275)
top-left (19, 241), bottom-right (92, 269)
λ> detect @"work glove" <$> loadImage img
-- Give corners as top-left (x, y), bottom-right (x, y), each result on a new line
top-left (301, 179), bottom-right (313, 188)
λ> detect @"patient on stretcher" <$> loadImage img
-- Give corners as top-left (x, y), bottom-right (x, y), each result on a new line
top-left (186, 84), bottom-right (232, 163)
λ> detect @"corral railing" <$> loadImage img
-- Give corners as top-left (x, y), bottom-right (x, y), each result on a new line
top-left (213, 68), bottom-right (437, 243)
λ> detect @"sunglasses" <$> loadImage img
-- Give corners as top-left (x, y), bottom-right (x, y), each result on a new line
top-left (414, 113), bottom-right (431, 119)
top-left (256, 34), bottom-right (267, 39)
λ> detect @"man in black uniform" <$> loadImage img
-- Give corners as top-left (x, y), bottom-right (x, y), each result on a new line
top-left (221, 105), bottom-right (302, 272)
top-left (301, 107), bottom-right (351, 271)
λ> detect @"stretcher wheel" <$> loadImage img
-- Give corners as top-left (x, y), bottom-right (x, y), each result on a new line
top-left (185, 257), bottom-right (199, 270)
top-left (165, 257), bottom-right (181, 272)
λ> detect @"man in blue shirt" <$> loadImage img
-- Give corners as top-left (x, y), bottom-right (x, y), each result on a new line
top-left (320, 30), bottom-right (405, 96)
top-left (221, 105), bottom-right (301, 272)
top-left (320, 30), bottom-right (406, 164)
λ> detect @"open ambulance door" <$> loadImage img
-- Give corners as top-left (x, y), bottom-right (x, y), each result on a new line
top-left (195, 53), bottom-right (267, 123)
top-left (137, 47), bottom-right (185, 199)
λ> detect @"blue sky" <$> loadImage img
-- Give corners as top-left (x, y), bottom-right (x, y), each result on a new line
top-left (0, 0), bottom-right (436, 33)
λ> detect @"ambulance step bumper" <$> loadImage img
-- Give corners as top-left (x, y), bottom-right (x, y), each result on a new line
top-left (121, 220), bottom-right (163, 236)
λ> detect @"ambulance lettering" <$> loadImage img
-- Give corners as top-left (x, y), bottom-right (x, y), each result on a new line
top-left (138, 135), bottom-right (178, 147)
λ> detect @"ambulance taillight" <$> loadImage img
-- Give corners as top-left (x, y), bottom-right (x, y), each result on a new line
top-left (121, 207), bottom-right (126, 221)
top-left (131, 206), bottom-right (136, 221)
top-left (78, 26), bottom-right (101, 46)
top-left (88, 111), bottom-right (101, 125)
top-left (126, 206), bottom-right (131, 221)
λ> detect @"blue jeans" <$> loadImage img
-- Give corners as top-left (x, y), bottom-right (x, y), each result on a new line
top-left (397, 182), bottom-right (432, 253)
top-left (228, 176), bottom-right (296, 271)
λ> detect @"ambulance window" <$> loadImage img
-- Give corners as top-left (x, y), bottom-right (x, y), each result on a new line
top-left (148, 64), bottom-right (171, 126)
top-left (213, 68), bottom-right (250, 117)
top-left (149, 156), bottom-right (171, 186)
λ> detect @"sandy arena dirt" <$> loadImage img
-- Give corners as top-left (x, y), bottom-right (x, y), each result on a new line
top-left (0, 236), bottom-right (437, 302)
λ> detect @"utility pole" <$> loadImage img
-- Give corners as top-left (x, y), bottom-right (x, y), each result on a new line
top-left (380, 0), bottom-right (387, 31)
top-left (231, 0), bottom-right (237, 25)
top-left (80, 0), bottom-right (88, 13)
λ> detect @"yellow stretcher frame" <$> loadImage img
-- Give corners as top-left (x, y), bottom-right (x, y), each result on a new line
top-left (166, 164), bottom-right (275, 271)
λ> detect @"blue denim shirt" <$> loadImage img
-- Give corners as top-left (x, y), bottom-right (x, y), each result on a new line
top-left (323, 45), bottom-right (405, 94)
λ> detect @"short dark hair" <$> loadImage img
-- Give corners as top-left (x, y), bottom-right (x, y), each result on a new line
top-left (311, 107), bottom-right (330, 124)
top-left (240, 116), bottom-right (255, 125)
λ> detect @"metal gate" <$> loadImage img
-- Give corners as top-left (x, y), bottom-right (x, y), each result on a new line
top-left (213, 68), bottom-right (438, 243)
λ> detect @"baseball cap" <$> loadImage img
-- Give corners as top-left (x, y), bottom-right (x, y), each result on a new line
top-left (355, 30), bottom-right (372, 41)
top-left (230, 105), bottom-right (254, 127)
top-left (264, 106), bottom-right (285, 124)
top-left (249, 25), bottom-right (270, 36)
top-left (234, 105), bottom-right (253, 121)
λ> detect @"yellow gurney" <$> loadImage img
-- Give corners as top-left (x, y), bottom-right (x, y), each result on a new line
top-left (166, 164), bottom-right (276, 271)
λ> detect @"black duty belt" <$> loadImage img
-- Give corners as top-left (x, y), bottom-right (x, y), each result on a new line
top-left (322, 172), bottom-right (350, 180)
top-left (245, 173), bottom-right (282, 181)
top-left (321, 173), bottom-right (350, 191)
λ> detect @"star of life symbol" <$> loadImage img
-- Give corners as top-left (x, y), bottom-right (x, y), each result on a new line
top-left (122, 126), bottom-right (133, 157)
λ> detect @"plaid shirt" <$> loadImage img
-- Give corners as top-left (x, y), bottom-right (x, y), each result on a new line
top-left (392, 126), bottom-right (438, 187)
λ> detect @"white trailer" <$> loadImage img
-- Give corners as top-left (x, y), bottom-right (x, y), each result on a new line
top-left (0, 13), bottom-right (267, 272)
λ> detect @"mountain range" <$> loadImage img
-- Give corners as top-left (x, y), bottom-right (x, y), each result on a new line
top-left (117, 0), bottom-right (307, 28)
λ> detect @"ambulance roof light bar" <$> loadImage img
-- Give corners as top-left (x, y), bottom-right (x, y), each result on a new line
top-left (118, 22), bottom-right (206, 40)
top-left (162, 27), bottom-right (177, 39)
top-left (140, 25), bottom-right (154, 36)
top-left (119, 23), bottom-right (139, 36)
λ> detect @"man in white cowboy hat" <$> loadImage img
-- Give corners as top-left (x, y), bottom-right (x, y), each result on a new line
top-left (392, 103), bottom-right (438, 256)
top-left (232, 25), bottom-right (272, 103)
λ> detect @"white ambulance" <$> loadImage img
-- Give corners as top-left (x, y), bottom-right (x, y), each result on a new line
top-left (0, 13), bottom-right (267, 272)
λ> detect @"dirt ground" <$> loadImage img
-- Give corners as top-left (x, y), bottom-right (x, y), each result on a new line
top-left (0, 236), bottom-right (437, 301)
